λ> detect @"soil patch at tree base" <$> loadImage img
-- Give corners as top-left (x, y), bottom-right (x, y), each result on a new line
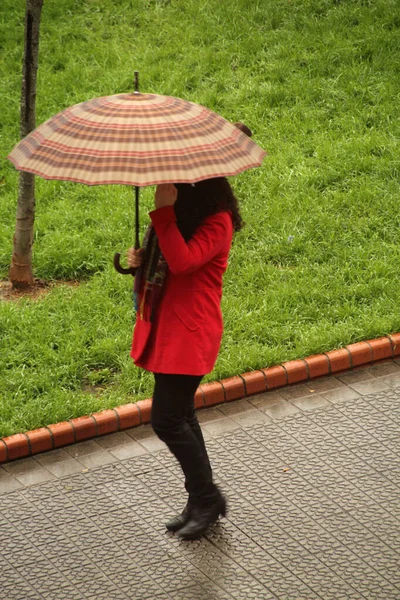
top-left (0, 279), bottom-right (80, 302)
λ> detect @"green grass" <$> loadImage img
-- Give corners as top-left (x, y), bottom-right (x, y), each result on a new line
top-left (1, 0), bottom-right (400, 437)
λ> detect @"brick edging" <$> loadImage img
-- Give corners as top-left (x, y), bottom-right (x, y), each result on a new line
top-left (1, 334), bottom-right (399, 464)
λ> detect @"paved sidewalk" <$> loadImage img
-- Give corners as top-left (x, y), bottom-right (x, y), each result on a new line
top-left (1, 361), bottom-right (400, 599)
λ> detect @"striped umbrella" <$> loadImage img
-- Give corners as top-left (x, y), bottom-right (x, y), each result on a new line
top-left (8, 84), bottom-right (266, 273)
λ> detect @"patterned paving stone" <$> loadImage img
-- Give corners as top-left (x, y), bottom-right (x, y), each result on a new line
top-left (1, 386), bottom-right (400, 599)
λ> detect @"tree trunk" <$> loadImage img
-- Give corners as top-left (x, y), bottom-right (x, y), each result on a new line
top-left (9, 0), bottom-right (43, 289)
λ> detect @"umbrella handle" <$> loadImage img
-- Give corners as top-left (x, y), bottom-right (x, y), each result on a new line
top-left (113, 252), bottom-right (136, 276)
top-left (114, 184), bottom-right (140, 275)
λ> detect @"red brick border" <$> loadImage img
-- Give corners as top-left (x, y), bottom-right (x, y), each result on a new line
top-left (0, 334), bottom-right (397, 464)
top-left (305, 354), bottom-right (330, 379)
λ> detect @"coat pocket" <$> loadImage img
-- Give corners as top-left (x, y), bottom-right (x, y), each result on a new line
top-left (173, 304), bottom-right (201, 331)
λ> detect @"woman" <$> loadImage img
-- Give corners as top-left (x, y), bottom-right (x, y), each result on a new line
top-left (127, 149), bottom-right (246, 540)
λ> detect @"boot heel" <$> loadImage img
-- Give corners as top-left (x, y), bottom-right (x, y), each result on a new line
top-left (178, 496), bottom-right (228, 540)
top-left (220, 496), bottom-right (227, 518)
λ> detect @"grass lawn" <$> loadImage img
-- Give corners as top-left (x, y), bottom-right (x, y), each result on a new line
top-left (1, 0), bottom-right (399, 437)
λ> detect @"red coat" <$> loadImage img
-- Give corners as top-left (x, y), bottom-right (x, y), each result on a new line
top-left (130, 204), bottom-right (234, 375)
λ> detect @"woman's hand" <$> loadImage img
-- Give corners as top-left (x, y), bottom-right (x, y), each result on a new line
top-left (126, 247), bottom-right (144, 269)
top-left (154, 183), bottom-right (177, 209)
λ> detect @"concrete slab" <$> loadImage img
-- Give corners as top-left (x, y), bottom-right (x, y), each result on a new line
top-left (39, 457), bottom-right (85, 478)
top-left (248, 391), bottom-right (286, 410)
top-left (230, 409), bottom-right (272, 427)
top-left (0, 468), bottom-right (24, 493)
top-left (202, 417), bottom-right (242, 436)
top-left (135, 436), bottom-right (167, 453)
top-left (349, 378), bottom-right (392, 395)
top-left (262, 399), bottom-right (301, 419)
top-left (196, 407), bottom-right (226, 423)
top-left (321, 387), bottom-right (361, 404)
top-left (14, 465), bottom-right (55, 487)
top-left (305, 376), bottom-right (347, 393)
top-left (336, 368), bottom-right (376, 385)
top-left (65, 439), bottom-right (104, 459)
top-left (109, 441), bottom-right (149, 461)
top-left (279, 383), bottom-right (315, 400)
top-left (217, 398), bottom-right (255, 416)
top-left (1, 366), bottom-right (400, 599)
top-left (73, 450), bottom-right (117, 469)
top-left (291, 393), bottom-right (332, 411)
top-left (381, 373), bottom-right (400, 389)
top-left (365, 361), bottom-right (400, 378)
top-left (96, 430), bottom-right (137, 450)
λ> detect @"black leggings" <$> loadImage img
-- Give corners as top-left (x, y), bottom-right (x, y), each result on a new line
top-left (151, 373), bottom-right (217, 504)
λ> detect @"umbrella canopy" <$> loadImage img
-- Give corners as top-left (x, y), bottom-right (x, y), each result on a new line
top-left (8, 93), bottom-right (266, 186)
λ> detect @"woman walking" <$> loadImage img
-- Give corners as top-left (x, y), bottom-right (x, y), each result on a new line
top-left (127, 164), bottom-right (245, 539)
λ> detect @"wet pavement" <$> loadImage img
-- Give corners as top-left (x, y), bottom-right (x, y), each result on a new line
top-left (1, 360), bottom-right (400, 599)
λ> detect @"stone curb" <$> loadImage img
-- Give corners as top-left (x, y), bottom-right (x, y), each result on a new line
top-left (1, 333), bottom-right (399, 464)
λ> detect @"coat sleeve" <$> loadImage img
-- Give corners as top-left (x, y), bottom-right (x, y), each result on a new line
top-left (149, 205), bottom-right (231, 275)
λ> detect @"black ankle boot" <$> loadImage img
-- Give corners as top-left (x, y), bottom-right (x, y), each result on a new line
top-left (165, 501), bottom-right (191, 532)
top-left (177, 492), bottom-right (227, 540)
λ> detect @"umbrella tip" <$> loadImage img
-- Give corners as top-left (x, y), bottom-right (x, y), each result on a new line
top-left (134, 71), bottom-right (140, 94)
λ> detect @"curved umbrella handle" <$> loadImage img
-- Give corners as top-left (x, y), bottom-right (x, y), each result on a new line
top-left (114, 185), bottom-right (140, 276)
top-left (113, 252), bottom-right (136, 276)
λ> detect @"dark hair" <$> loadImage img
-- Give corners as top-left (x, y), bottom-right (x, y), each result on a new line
top-left (174, 178), bottom-right (244, 241)
top-left (233, 122), bottom-right (253, 138)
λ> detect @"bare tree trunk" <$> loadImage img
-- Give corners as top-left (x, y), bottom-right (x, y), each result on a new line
top-left (9, 0), bottom-right (43, 289)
